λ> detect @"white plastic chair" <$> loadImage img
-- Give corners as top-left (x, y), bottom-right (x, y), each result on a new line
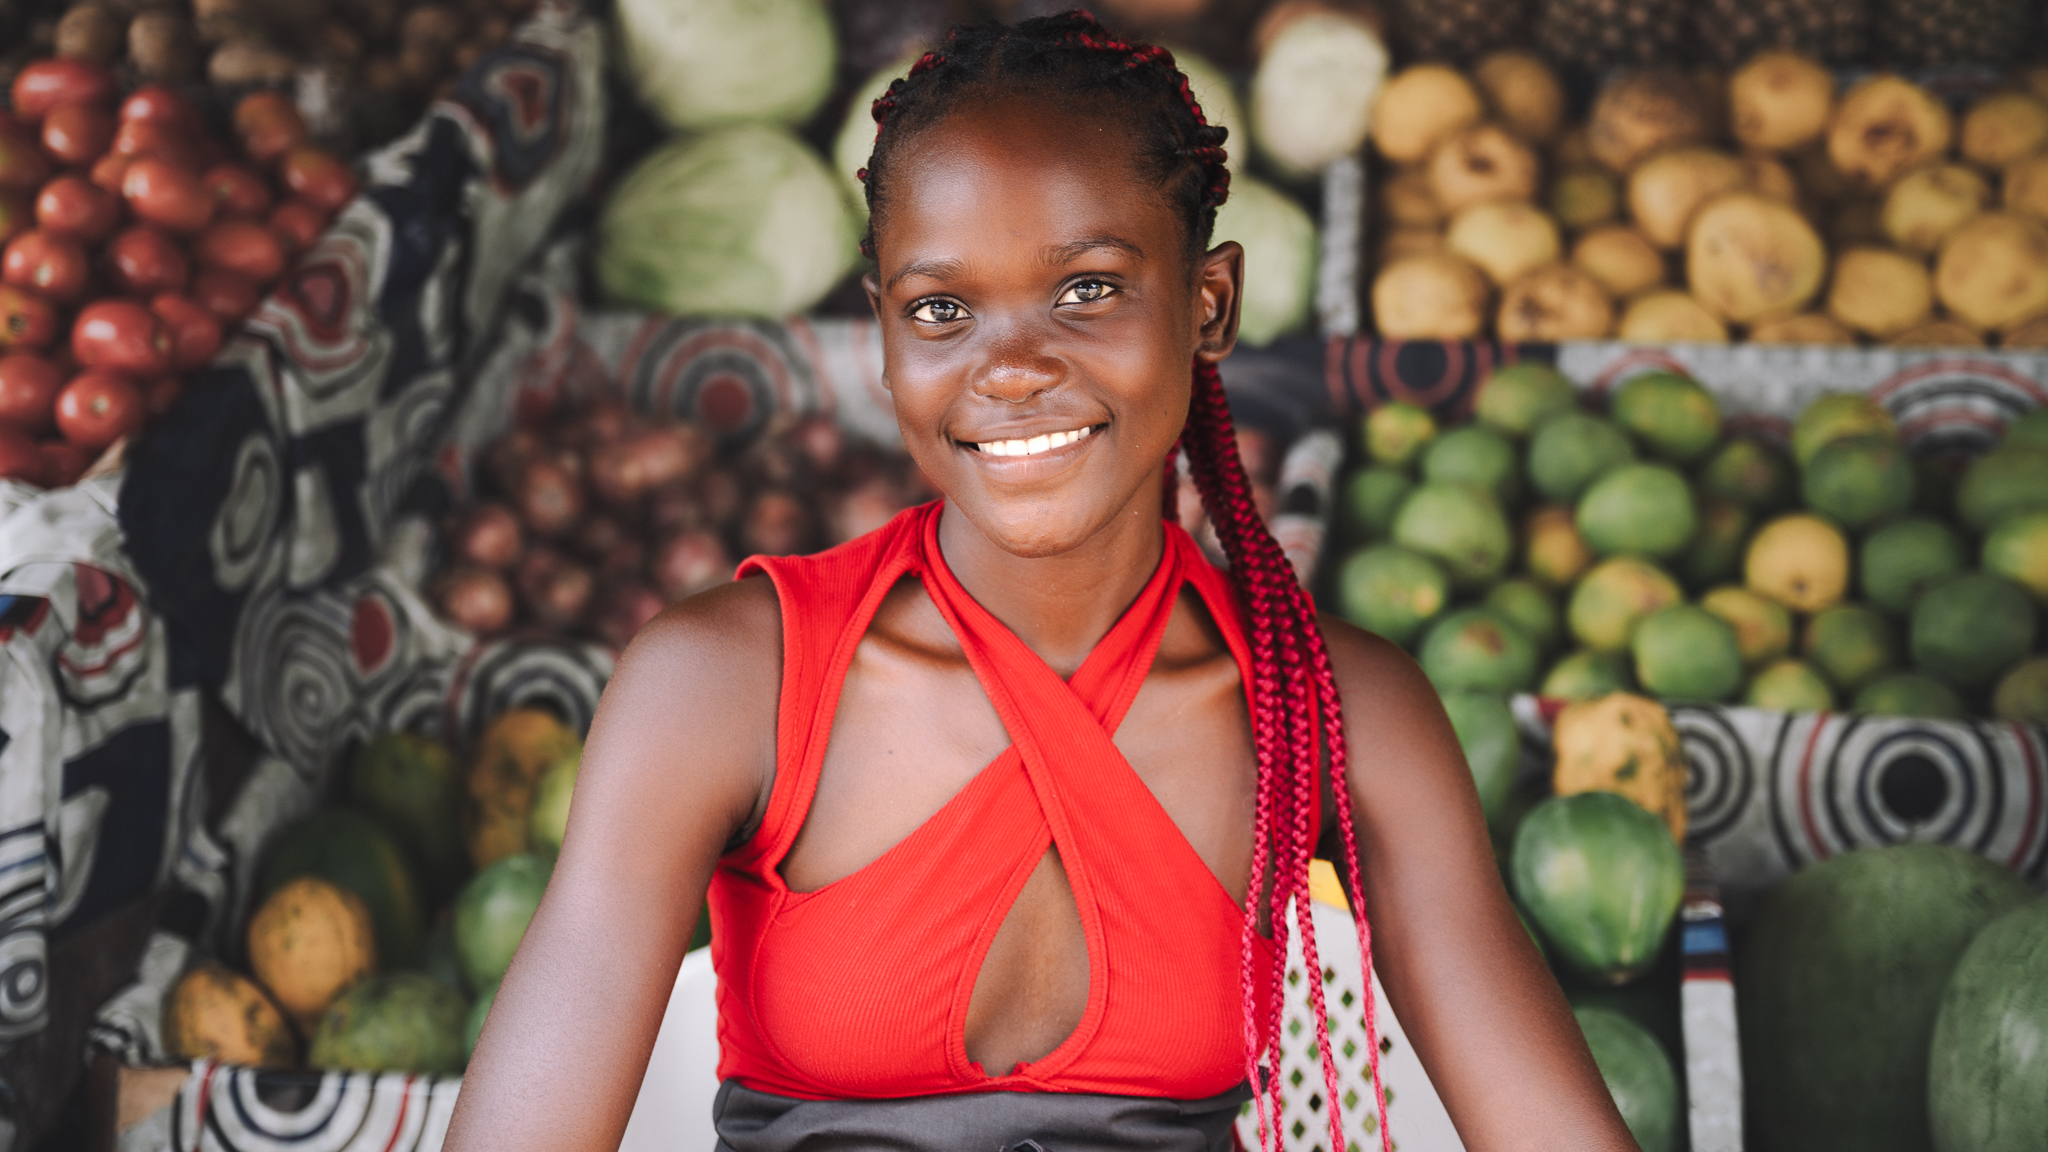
top-left (1234, 885), bottom-right (1466, 1152)
top-left (620, 947), bottom-right (723, 1152)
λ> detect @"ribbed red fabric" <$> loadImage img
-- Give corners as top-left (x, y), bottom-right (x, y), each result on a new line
top-left (709, 501), bottom-right (1284, 1100)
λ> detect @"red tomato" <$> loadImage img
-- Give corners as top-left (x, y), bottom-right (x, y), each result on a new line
top-left (89, 151), bottom-right (130, 193)
top-left (55, 371), bottom-right (143, 450)
top-left (0, 193), bottom-right (30, 246)
top-left (149, 292), bottom-right (221, 370)
top-left (9, 61), bottom-right (116, 122)
top-left (71, 299), bottom-right (171, 375)
top-left (34, 176), bottom-right (119, 241)
top-left (268, 198), bottom-right (326, 252)
top-left (192, 267), bottom-right (260, 324)
top-left (0, 129), bottom-right (53, 194)
top-left (2, 230), bottom-right (89, 303)
top-left (110, 119), bottom-right (204, 173)
top-left (0, 285), bottom-right (57, 348)
top-left (40, 103), bottom-right (114, 167)
top-left (233, 91), bottom-right (308, 166)
top-left (203, 164), bottom-right (271, 218)
top-left (0, 352), bottom-right (61, 432)
top-left (0, 425), bottom-right (45, 484)
top-left (196, 219), bottom-right (285, 283)
top-left (122, 158), bottom-right (213, 234)
top-left (40, 440), bottom-right (90, 486)
top-left (280, 147), bottom-right (355, 214)
top-left (106, 225), bottom-right (189, 295)
top-left (118, 86), bottom-right (201, 131)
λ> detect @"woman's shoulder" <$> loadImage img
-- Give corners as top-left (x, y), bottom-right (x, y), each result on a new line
top-left (1315, 614), bottom-right (1435, 706)
top-left (625, 574), bottom-right (784, 690)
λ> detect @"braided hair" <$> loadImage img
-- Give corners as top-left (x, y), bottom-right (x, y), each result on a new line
top-left (858, 13), bottom-right (1388, 1152)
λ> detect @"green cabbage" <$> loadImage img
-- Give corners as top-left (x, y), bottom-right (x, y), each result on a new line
top-left (1249, 9), bottom-right (1388, 180)
top-left (1212, 176), bottom-right (1317, 346)
top-left (598, 126), bottom-right (858, 319)
top-left (616, 0), bottom-right (836, 130)
top-left (833, 56), bottom-right (920, 218)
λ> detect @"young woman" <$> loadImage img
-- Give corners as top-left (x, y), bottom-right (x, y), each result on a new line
top-left (447, 13), bottom-right (1635, 1151)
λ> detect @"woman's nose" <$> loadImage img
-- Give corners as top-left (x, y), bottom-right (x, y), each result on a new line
top-left (972, 328), bottom-right (1065, 404)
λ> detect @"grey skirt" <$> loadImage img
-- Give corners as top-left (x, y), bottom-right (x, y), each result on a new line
top-left (711, 1079), bottom-right (1252, 1152)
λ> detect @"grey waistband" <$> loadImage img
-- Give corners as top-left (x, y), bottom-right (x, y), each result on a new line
top-left (711, 1079), bottom-right (1252, 1152)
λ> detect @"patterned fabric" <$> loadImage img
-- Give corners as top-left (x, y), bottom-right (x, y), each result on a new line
top-left (1533, 0), bottom-right (1688, 69)
top-left (1381, 0), bottom-right (1531, 62)
top-left (1873, 0), bottom-right (2038, 65)
top-left (1692, 0), bottom-right (1871, 65)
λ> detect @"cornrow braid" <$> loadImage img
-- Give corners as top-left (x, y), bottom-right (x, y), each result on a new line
top-left (862, 13), bottom-right (1385, 1151)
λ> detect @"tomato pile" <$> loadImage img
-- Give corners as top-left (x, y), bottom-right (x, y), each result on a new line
top-left (0, 59), bottom-right (355, 488)
top-left (435, 403), bottom-right (938, 650)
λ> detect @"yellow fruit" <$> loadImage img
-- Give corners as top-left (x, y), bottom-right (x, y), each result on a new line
top-left (1701, 585), bottom-right (1793, 668)
top-left (1826, 246), bottom-right (1934, 339)
top-left (1526, 505), bottom-right (1593, 589)
top-left (166, 963), bottom-right (297, 1068)
top-left (1572, 225), bottom-right (1666, 299)
top-left (247, 877), bottom-right (376, 1029)
top-left (1372, 253), bottom-right (1490, 339)
top-left (1741, 153), bottom-right (1800, 203)
top-left (1882, 164), bottom-right (1990, 254)
top-left (1935, 212), bottom-right (2048, 332)
top-left (466, 707), bottom-right (584, 870)
top-left (1474, 50), bottom-right (1564, 143)
top-left (1745, 513), bottom-right (1850, 614)
top-left (2008, 154), bottom-right (2048, 222)
top-left (1371, 64), bottom-right (1483, 166)
top-left (1497, 264), bottom-right (1615, 341)
top-left (1550, 165), bottom-right (1621, 230)
top-left (1429, 123), bottom-right (1540, 215)
top-left (1960, 91), bottom-right (2048, 169)
top-left (1380, 167), bottom-right (1445, 228)
top-left (1446, 200), bottom-right (1561, 286)
top-left (1589, 70), bottom-right (1712, 173)
top-left (1687, 192), bottom-right (1827, 323)
top-left (1730, 51), bottom-right (1834, 153)
top-left (1552, 692), bottom-right (1687, 843)
top-left (1748, 313), bottom-right (1855, 344)
top-left (1827, 75), bottom-right (1953, 189)
top-left (1629, 148), bottom-right (1750, 249)
top-left (1618, 290), bottom-right (1729, 343)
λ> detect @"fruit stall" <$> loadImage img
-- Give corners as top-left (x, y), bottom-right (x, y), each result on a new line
top-left (0, 0), bottom-right (2044, 1150)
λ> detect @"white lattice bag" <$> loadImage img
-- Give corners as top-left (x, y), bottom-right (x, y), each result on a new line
top-left (1236, 877), bottom-right (1466, 1152)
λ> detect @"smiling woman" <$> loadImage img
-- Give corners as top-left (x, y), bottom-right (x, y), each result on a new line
top-left (442, 12), bottom-right (1638, 1152)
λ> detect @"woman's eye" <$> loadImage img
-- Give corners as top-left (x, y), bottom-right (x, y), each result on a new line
top-left (1059, 279), bottom-right (1115, 305)
top-left (911, 299), bottom-right (966, 323)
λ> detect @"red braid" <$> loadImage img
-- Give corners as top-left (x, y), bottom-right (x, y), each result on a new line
top-left (861, 12), bottom-right (1385, 1147)
top-left (1179, 361), bottom-right (1389, 1152)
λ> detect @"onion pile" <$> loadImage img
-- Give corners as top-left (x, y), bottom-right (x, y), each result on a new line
top-left (433, 403), bottom-right (939, 650)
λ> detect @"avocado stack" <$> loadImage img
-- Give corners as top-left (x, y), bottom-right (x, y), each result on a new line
top-left (1330, 362), bottom-right (2048, 722)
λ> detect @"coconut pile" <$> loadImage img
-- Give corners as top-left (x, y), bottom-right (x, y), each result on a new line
top-left (1369, 50), bottom-right (2048, 347)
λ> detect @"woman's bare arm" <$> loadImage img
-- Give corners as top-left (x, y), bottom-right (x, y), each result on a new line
top-left (1321, 617), bottom-right (1637, 1152)
top-left (443, 577), bottom-right (782, 1152)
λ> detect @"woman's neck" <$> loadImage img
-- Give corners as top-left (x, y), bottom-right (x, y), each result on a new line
top-left (934, 493), bottom-right (1168, 680)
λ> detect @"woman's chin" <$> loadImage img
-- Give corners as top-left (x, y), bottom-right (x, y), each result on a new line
top-left (942, 491), bottom-right (1144, 562)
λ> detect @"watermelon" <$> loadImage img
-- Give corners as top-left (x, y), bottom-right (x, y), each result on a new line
top-left (454, 852), bottom-right (552, 992)
top-left (259, 809), bottom-right (425, 967)
top-left (1928, 898), bottom-right (2048, 1152)
top-left (1512, 792), bottom-right (1683, 985)
top-left (1574, 1006), bottom-right (1680, 1152)
top-left (309, 973), bottom-right (468, 1075)
top-left (1738, 844), bottom-right (2036, 1152)
top-left (350, 732), bottom-right (469, 905)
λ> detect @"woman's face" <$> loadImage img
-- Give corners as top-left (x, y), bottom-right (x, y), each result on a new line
top-left (865, 94), bottom-right (1241, 559)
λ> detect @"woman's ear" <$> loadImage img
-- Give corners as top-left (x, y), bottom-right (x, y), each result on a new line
top-left (1195, 240), bottom-right (1243, 365)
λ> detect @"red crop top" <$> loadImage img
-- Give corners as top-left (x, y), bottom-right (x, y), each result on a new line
top-left (707, 501), bottom-right (1282, 1101)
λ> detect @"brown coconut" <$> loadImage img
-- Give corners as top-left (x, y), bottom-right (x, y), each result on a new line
top-left (1474, 50), bottom-right (1565, 143)
top-left (1588, 70), bottom-right (1713, 173)
top-left (1961, 91), bottom-right (2048, 170)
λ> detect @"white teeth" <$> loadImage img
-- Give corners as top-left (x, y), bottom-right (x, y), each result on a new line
top-left (974, 425), bottom-right (1094, 458)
